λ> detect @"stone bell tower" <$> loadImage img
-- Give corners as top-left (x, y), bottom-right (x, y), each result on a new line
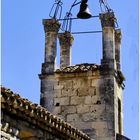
top-left (39, 12), bottom-right (129, 140)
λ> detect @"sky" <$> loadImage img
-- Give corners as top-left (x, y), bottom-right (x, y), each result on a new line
top-left (1, 0), bottom-right (139, 140)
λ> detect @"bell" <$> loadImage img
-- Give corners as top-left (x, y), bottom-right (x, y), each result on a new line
top-left (77, 0), bottom-right (92, 19)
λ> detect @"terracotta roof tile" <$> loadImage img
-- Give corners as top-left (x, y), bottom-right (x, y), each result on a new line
top-left (55, 63), bottom-right (100, 73)
top-left (1, 86), bottom-right (93, 140)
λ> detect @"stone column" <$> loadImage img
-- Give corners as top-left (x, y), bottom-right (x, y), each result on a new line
top-left (39, 19), bottom-right (61, 109)
top-left (99, 12), bottom-right (119, 140)
top-left (58, 32), bottom-right (74, 68)
top-left (115, 29), bottom-right (122, 70)
top-left (100, 12), bottom-right (116, 69)
top-left (42, 19), bottom-right (61, 74)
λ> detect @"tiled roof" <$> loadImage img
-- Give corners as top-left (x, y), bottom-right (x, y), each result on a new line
top-left (1, 86), bottom-right (93, 140)
top-left (55, 63), bottom-right (100, 73)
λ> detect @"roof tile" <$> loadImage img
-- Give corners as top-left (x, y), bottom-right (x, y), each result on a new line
top-left (55, 63), bottom-right (100, 73)
top-left (1, 86), bottom-right (93, 140)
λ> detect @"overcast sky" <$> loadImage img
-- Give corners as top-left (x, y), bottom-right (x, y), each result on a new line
top-left (1, 0), bottom-right (139, 140)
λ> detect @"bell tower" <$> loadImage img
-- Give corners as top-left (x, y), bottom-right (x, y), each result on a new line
top-left (39, 7), bottom-right (130, 140)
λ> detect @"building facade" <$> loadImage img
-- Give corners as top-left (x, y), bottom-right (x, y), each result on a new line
top-left (39, 12), bottom-right (130, 140)
top-left (1, 7), bottom-right (130, 140)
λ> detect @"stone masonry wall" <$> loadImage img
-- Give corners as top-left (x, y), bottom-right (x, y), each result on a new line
top-left (1, 87), bottom-right (92, 140)
top-left (53, 70), bottom-right (121, 140)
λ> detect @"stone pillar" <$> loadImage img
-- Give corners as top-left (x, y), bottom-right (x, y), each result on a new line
top-left (39, 19), bottom-right (61, 110)
top-left (42, 19), bottom-right (61, 74)
top-left (58, 32), bottom-right (74, 68)
top-left (115, 29), bottom-right (122, 70)
top-left (100, 12), bottom-right (116, 69)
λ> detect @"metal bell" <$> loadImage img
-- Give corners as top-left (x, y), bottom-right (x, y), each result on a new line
top-left (77, 0), bottom-right (92, 19)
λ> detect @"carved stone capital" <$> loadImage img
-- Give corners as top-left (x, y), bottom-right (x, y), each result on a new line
top-left (58, 32), bottom-right (74, 46)
top-left (43, 19), bottom-right (61, 33)
top-left (99, 12), bottom-right (116, 28)
top-left (115, 29), bottom-right (122, 43)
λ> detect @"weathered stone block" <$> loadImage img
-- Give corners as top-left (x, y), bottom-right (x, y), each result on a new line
top-left (61, 106), bottom-right (77, 114)
top-left (77, 88), bottom-right (89, 96)
top-left (62, 80), bottom-right (73, 89)
top-left (52, 106), bottom-right (61, 115)
top-left (91, 96), bottom-right (101, 104)
top-left (82, 113), bottom-right (97, 122)
top-left (85, 96), bottom-right (92, 105)
top-left (54, 84), bottom-right (64, 90)
top-left (54, 89), bottom-right (61, 98)
top-left (91, 79), bottom-right (104, 87)
top-left (106, 121), bottom-right (114, 130)
top-left (41, 93), bottom-right (54, 111)
top-left (77, 105), bottom-right (90, 113)
top-left (72, 121), bottom-right (92, 130)
top-left (91, 80), bottom-right (98, 87)
top-left (92, 121), bottom-right (108, 130)
top-left (70, 96), bottom-right (85, 105)
top-left (66, 114), bottom-right (80, 122)
top-left (96, 128), bottom-right (111, 137)
top-left (54, 97), bottom-right (70, 106)
top-left (89, 87), bottom-right (97, 96)
top-left (69, 89), bottom-right (78, 96)
top-left (73, 79), bottom-right (81, 89)
top-left (41, 79), bottom-right (54, 93)
top-left (73, 79), bottom-right (90, 89)
top-left (61, 88), bottom-right (72, 97)
top-left (90, 105), bottom-right (105, 114)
